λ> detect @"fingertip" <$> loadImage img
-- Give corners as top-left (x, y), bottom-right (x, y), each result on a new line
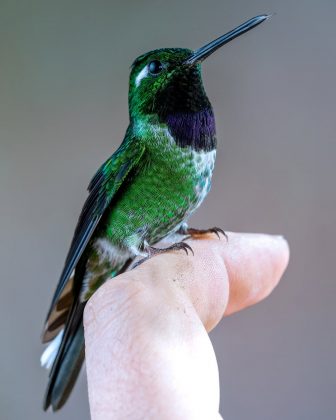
top-left (223, 232), bottom-right (289, 315)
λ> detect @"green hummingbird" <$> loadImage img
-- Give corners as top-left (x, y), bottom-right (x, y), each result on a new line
top-left (41, 15), bottom-right (269, 411)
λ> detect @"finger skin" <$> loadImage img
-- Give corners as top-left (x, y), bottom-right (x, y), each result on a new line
top-left (222, 233), bottom-right (289, 315)
top-left (84, 232), bottom-right (289, 420)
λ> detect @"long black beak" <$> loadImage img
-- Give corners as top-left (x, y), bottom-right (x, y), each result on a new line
top-left (185, 14), bottom-right (270, 65)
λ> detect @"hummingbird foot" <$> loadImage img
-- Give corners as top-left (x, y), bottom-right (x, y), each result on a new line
top-left (177, 225), bottom-right (228, 241)
top-left (133, 241), bottom-right (194, 268)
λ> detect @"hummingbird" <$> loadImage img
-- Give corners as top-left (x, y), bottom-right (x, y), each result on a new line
top-left (41, 14), bottom-right (269, 411)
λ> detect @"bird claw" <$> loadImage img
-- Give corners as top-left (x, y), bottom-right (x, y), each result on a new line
top-left (132, 241), bottom-right (194, 269)
top-left (209, 227), bottom-right (228, 241)
top-left (182, 226), bottom-right (228, 241)
top-left (168, 241), bottom-right (194, 256)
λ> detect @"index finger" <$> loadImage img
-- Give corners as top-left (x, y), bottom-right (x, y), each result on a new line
top-left (131, 232), bottom-right (289, 330)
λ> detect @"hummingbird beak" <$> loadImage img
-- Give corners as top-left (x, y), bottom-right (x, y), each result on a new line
top-left (185, 14), bottom-right (270, 65)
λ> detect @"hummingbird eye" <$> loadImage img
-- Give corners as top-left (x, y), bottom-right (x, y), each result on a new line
top-left (148, 60), bottom-right (163, 76)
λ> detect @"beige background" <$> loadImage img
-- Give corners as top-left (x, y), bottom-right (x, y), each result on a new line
top-left (1, 0), bottom-right (335, 419)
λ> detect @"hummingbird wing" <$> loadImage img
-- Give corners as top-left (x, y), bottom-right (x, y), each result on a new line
top-left (43, 132), bottom-right (145, 342)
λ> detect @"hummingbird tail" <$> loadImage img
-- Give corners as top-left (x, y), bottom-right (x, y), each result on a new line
top-left (41, 257), bottom-right (133, 410)
top-left (42, 303), bottom-right (85, 411)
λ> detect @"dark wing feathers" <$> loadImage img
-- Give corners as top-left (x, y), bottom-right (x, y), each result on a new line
top-left (44, 137), bottom-right (145, 326)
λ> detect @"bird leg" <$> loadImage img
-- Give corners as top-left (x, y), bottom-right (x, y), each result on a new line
top-left (177, 224), bottom-right (228, 241)
top-left (133, 241), bottom-right (194, 268)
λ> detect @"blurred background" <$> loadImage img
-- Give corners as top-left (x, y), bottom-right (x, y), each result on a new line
top-left (1, 0), bottom-right (335, 418)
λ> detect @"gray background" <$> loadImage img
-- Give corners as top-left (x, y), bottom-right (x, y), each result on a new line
top-left (1, 0), bottom-right (335, 419)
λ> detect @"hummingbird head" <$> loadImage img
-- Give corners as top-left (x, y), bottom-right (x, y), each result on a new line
top-left (129, 48), bottom-right (206, 119)
top-left (128, 15), bottom-right (269, 150)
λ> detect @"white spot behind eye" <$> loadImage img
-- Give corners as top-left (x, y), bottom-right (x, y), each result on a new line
top-left (135, 65), bottom-right (149, 87)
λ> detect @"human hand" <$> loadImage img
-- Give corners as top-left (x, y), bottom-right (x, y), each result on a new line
top-left (84, 232), bottom-right (289, 420)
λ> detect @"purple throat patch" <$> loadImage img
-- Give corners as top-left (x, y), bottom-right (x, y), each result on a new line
top-left (166, 109), bottom-right (216, 151)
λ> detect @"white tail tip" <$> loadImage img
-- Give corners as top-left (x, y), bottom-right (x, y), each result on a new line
top-left (40, 330), bottom-right (64, 370)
